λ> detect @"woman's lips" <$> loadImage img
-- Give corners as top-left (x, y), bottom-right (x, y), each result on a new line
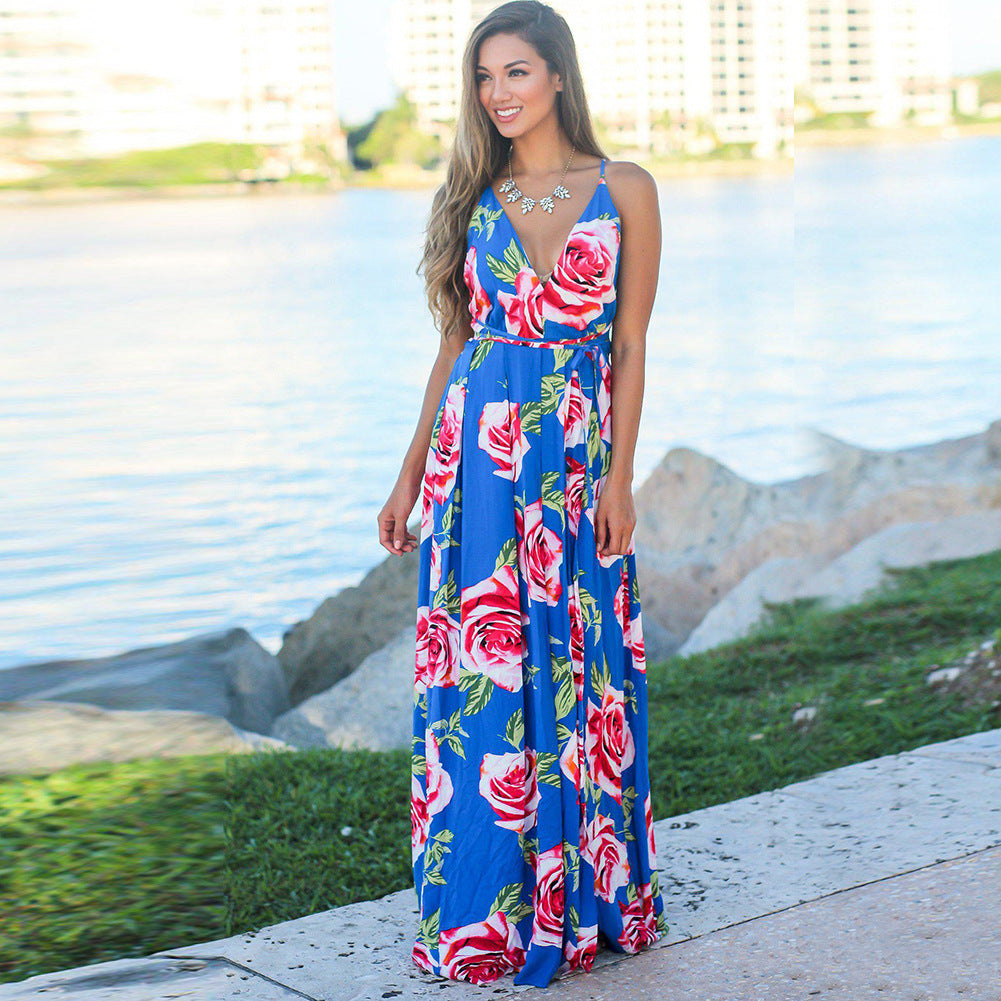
top-left (495, 107), bottom-right (522, 122)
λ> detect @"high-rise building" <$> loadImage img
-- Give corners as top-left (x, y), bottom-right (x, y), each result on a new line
top-left (795, 0), bottom-right (953, 126)
top-left (0, 1), bottom-right (345, 160)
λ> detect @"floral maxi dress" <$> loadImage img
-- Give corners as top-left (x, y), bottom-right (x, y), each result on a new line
top-left (411, 157), bottom-right (668, 988)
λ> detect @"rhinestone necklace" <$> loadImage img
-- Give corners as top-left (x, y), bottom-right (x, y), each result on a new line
top-left (498, 143), bottom-right (575, 215)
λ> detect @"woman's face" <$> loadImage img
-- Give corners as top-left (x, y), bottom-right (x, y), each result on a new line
top-left (475, 33), bottom-right (561, 136)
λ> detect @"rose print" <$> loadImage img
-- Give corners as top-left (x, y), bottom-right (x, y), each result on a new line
top-left (596, 351), bottom-right (613, 443)
top-left (625, 607), bottom-right (646, 674)
top-left (530, 843), bottom-right (565, 948)
top-left (415, 604), bottom-right (461, 693)
top-left (461, 563), bottom-right (524, 692)
top-left (565, 457), bottom-right (587, 538)
top-left (581, 813), bottom-right (631, 902)
top-left (478, 746), bottom-right (541, 833)
top-left (545, 219), bottom-right (619, 329)
top-left (411, 772), bottom-right (429, 865)
top-left (568, 576), bottom-right (585, 701)
top-left (558, 723), bottom-right (581, 791)
top-left (464, 245), bottom-right (492, 330)
top-left (478, 400), bottom-right (531, 481)
top-left (411, 939), bottom-right (434, 973)
top-left (497, 268), bottom-right (545, 339)
top-left (557, 370), bottom-right (592, 450)
top-left (431, 383), bottom-right (465, 504)
top-left (439, 910), bottom-right (526, 984)
top-left (585, 682), bottom-right (636, 803)
top-left (515, 498), bottom-right (564, 605)
top-left (563, 922), bottom-right (598, 972)
top-left (426, 729), bottom-right (454, 817)
top-left (617, 885), bottom-right (661, 952)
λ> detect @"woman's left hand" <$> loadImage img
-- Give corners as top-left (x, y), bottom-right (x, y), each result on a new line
top-left (594, 478), bottom-right (636, 558)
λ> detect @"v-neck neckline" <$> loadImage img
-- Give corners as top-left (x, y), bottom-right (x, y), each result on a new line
top-left (488, 161), bottom-right (606, 290)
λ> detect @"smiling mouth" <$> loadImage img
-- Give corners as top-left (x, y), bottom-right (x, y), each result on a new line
top-left (495, 107), bottom-right (522, 120)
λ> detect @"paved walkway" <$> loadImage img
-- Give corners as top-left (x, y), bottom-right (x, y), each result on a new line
top-left (3, 727), bottom-right (1000, 1000)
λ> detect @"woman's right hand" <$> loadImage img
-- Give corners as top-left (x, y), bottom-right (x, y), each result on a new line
top-left (378, 472), bottom-right (423, 556)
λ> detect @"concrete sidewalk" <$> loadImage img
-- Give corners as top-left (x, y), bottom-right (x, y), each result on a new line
top-left (3, 727), bottom-right (1000, 1000)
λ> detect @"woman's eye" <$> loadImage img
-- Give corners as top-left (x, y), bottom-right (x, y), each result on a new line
top-left (477, 69), bottom-right (527, 83)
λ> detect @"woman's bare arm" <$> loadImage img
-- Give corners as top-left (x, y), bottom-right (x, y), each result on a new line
top-left (595, 162), bottom-right (661, 556)
top-left (378, 330), bottom-right (470, 555)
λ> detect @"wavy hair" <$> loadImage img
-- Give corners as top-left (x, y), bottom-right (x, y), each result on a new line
top-left (417, 0), bottom-right (608, 344)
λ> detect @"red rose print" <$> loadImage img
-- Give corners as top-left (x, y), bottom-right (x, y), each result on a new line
top-left (582, 813), bottom-right (631, 902)
top-left (568, 576), bottom-right (585, 701)
top-left (478, 746), bottom-right (541, 833)
top-left (558, 723), bottom-right (581, 791)
top-left (558, 370), bottom-right (592, 450)
top-left (411, 938), bottom-right (434, 973)
top-left (565, 457), bottom-right (587, 538)
top-left (531, 842), bottom-right (565, 948)
top-left (464, 245), bottom-right (492, 331)
top-left (425, 728), bottom-right (454, 817)
top-left (596, 351), bottom-right (613, 443)
top-left (645, 790), bottom-right (658, 868)
top-left (544, 219), bottom-right (619, 329)
top-left (625, 607), bottom-right (646, 674)
top-left (585, 682), bottom-right (635, 803)
top-left (617, 882), bottom-right (661, 952)
top-left (431, 383), bottom-right (465, 504)
top-left (563, 922), bottom-right (598, 972)
top-left (461, 563), bottom-right (524, 691)
top-left (478, 400), bottom-right (530, 481)
top-left (439, 909), bottom-right (527, 984)
top-left (415, 603), bottom-right (461, 693)
top-left (498, 268), bottom-right (545, 339)
top-left (515, 498), bottom-right (564, 605)
top-left (411, 772), bottom-right (429, 864)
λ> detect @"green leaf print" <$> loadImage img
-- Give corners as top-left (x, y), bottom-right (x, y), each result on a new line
top-left (554, 672), bottom-right (576, 722)
top-left (556, 721), bottom-right (574, 749)
top-left (458, 667), bottom-right (495, 715)
top-left (568, 902), bottom-right (580, 936)
top-left (423, 829), bottom-right (454, 886)
top-left (468, 338), bottom-right (493, 372)
top-left (551, 345), bottom-right (575, 369)
top-left (486, 238), bottom-right (529, 287)
top-left (468, 202), bottom-right (504, 240)
top-left (411, 753), bottom-right (426, 777)
top-left (494, 536), bottom-right (518, 573)
top-left (626, 881), bottom-right (637, 904)
top-left (430, 708), bottom-right (470, 760)
top-left (504, 707), bottom-right (525, 750)
top-left (431, 567), bottom-right (460, 616)
top-left (586, 399), bottom-right (602, 467)
top-left (418, 907), bottom-right (441, 947)
top-left (542, 470), bottom-right (566, 530)
top-left (563, 839), bottom-right (582, 895)
top-left (535, 750), bottom-right (561, 787)
top-left (489, 881), bottom-right (524, 919)
top-left (519, 400), bottom-right (542, 437)
top-left (540, 373), bottom-right (566, 415)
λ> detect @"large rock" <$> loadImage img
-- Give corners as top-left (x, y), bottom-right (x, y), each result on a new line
top-left (278, 540), bottom-right (420, 705)
top-left (0, 627), bottom-right (289, 735)
top-left (634, 420), bottom-right (1001, 654)
top-left (797, 511), bottom-right (1001, 608)
top-left (272, 625), bottom-right (415, 751)
top-left (681, 511), bottom-right (1001, 655)
top-left (0, 700), bottom-right (292, 776)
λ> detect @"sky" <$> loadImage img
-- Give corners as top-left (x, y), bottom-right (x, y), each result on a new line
top-left (335, 0), bottom-right (1001, 124)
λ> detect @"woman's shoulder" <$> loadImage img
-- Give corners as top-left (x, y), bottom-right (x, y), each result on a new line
top-left (603, 159), bottom-right (659, 216)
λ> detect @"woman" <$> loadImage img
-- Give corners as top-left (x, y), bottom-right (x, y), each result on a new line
top-left (377, 0), bottom-right (666, 987)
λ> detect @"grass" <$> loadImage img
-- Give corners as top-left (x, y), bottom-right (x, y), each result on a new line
top-left (1, 549), bottom-right (999, 984)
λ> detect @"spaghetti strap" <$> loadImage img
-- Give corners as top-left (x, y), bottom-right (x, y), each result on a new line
top-left (600, 157), bottom-right (606, 177)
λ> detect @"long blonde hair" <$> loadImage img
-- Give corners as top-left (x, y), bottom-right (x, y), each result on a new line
top-left (418, 1), bottom-right (608, 344)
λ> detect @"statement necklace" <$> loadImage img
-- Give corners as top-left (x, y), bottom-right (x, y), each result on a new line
top-left (498, 143), bottom-right (575, 214)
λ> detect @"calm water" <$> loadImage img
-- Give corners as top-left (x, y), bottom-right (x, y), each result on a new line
top-left (2, 136), bottom-right (998, 669)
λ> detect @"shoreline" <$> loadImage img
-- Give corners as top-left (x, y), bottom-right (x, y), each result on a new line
top-left (6, 120), bottom-right (998, 207)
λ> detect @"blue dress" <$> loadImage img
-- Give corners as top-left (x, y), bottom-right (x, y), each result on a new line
top-left (411, 157), bottom-right (668, 988)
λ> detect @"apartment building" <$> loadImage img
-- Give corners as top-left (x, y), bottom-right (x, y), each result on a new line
top-left (0, 1), bottom-right (344, 159)
top-left (796, 0), bottom-right (953, 126)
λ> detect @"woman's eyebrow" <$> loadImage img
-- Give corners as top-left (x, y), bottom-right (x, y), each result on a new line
top-left (476, 59), bottom-right (531, 71)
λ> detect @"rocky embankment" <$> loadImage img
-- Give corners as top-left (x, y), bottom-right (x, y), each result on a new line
top-left (2, 418), bottom-right (999, 774)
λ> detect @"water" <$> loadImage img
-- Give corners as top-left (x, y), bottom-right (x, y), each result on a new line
top-left (2, 135), bottom-right (998, 669)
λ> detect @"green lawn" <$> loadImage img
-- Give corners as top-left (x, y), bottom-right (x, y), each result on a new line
top-left (2, 549), bottom-right (998, 984)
